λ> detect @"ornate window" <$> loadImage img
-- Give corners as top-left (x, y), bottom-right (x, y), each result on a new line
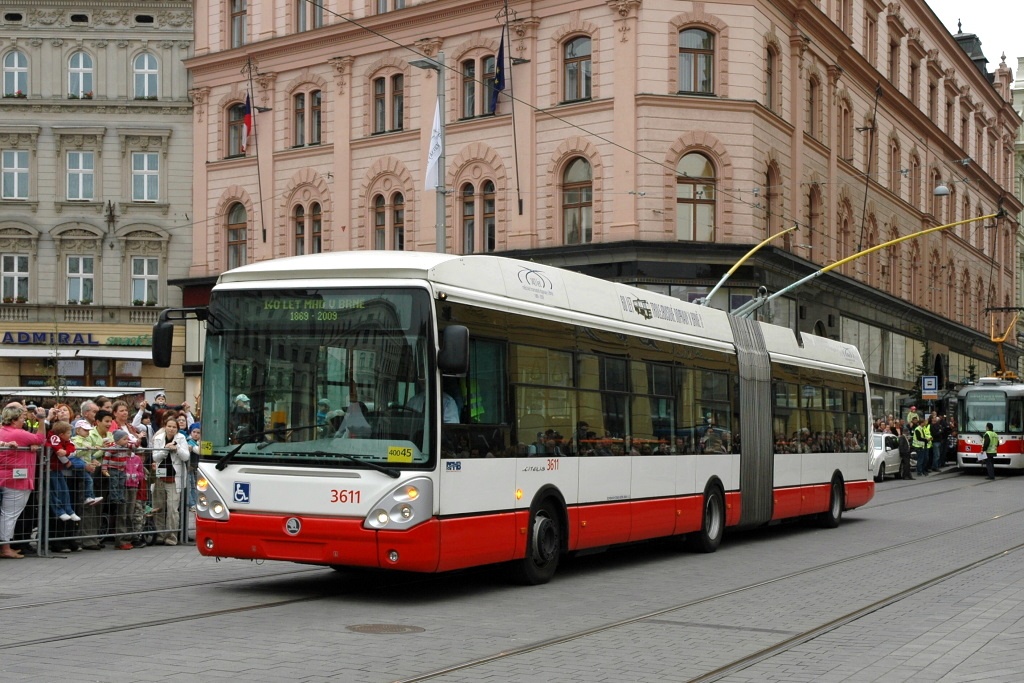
top-left (839, 99), bottom-right (853, 161)
top-left (806, 76), bottom-right (820, 139)
top-left (227, 102), bottom-right (247, 157)
top-left (3, 50), bottom-right (28, 96)
top-left (68, 51), bottom-right (93, 99)
top-left (678, 29), bottom-right (714, 94)
top-left (295, 0), bottom-right (323, 31)
top-left (67, 151), bottom-right (94, 201)
top-left (133, 53), bottom-right (158, 99)
top-left (292, 202), bottom-right (323, 255)
top-left (310, 90), bottom-right (322, 144)
top-left (372, 75), bottom-right (403, 134)
top-left (460, 180), bottom-right (496, 253)
top-left (1, 254), bottom-right (28, 302)
top-left (67, 255), bottom-right (94, 304)
top-left (371, 192), bottom-right (405, 249)
top-left (131, 257), bottom-right (159, 304)
top-left (2, 150), bottom-right (29, 199)
top-left (230, 0), bottom-right (247, 48)
top-left (563, 37), bottom-right (592, 102)
top-left (293, 204), bottom-right (306, 255)
top-left (461, 54), bottom-right (498, 118)
top-left (376, 0), bottom-right (406, 13)
top-left (676, 152), bottom-right (715, 241)
top-left (131, 152), bottom-right (159, 202)
top-left (888, 141), bottom-right (901, 195)
top-left (293, 93), bottom-right (305, 146)
top-left (562, 157), bottom-right (592, 245)
top-left (765, 46), bottom-right (777, 112)
top-left (227, 202), bottom-right (247, 269)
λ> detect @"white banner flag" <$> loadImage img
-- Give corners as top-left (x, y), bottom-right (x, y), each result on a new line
top-left (424, 98), bottom-right (442, 189)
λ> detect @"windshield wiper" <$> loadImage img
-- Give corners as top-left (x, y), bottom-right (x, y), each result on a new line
top-left (215, 422), bottom-right (323, 470)
top-left (310, 450), bottom-right (401, 478)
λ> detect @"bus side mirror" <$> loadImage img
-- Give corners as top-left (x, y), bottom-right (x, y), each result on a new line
top-left (438, 325), bottom-right (469, 376)
top-left (152, 307), bottom-right (208, 369)
top-left (152, 318), bottom-right (175, 368)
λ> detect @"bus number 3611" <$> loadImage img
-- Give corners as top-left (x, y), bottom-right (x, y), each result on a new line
top-left (330, 489), bottom-right (361, 503)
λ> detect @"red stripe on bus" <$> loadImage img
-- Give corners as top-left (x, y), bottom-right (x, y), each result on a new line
top-left (197, 482), bottom-right (869, 569)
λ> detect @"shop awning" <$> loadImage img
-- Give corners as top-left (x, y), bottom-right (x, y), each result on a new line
top-left (0, 347), bottom-right (151, 360)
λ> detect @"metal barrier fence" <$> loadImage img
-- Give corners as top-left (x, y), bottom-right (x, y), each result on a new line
top-left (1, 445), bottom-right (194, 557)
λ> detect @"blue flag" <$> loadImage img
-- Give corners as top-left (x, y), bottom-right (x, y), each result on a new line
top-left (490, 26), bottom-right (506, 113)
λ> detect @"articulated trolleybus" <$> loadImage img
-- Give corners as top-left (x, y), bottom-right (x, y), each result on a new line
top-left (957, 378), bottom-right (1024, 472)
top-left (153, 252), bottom-right (874, 584)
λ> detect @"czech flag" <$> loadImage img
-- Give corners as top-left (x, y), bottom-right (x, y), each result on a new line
top-left (241, 93), bottom-right (252, 152)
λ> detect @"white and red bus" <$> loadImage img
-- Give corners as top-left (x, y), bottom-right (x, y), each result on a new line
top-left (957, 378), bottom-right (1024, 472)
top-left (154, 252), bottom-right (874, 583)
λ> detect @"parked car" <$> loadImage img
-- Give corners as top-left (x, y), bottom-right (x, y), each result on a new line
top-left (871, 433), bottom-right (901, 481)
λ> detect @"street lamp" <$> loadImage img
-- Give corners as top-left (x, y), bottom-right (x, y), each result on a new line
top-left (410, 51), bottom-right (446, 253)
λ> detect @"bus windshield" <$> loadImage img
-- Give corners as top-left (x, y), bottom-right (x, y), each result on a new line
top-left (200, 287), bottom-right (436, 469)
top-left (962, 390), bottom-right (1007, 433)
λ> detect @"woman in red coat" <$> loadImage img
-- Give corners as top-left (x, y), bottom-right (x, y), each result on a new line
top-left (0, 403), bottom-right (47, 558)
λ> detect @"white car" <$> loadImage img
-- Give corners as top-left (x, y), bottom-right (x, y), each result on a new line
top-left (871, 433), bottom-right (901, 482)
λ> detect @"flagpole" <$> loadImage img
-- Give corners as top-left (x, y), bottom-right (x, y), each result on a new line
top-left (412, 52), bottom-right (446, 253)
top-left (243, 57), bottom-right (267, 244)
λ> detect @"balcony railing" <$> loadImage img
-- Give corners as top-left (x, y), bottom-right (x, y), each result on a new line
top-left (0, 303), bottom-right (161, 325)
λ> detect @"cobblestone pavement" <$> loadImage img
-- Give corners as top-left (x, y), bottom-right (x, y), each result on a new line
top-left (2, 469), bottom-right (1022, 682)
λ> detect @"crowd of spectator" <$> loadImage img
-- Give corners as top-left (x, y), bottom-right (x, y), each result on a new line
top-left (0, 392), bottom-right (199, 557)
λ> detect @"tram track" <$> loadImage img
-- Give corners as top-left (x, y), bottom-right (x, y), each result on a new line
top-left (4, 494), bottom-right (1021, 673)
top-left (388, 504), bottom-right (1024, 683)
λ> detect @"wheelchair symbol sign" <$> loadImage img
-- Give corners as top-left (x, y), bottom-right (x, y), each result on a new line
top-left (233, 482), bottom-right (251, 504)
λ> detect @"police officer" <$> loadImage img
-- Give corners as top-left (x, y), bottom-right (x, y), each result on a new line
top-left (982, 422), bottom-right (998, 480)
top-left (912, 417), bottom-right (929, 476)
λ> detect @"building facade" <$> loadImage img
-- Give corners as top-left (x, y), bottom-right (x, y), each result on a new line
top-left (0, 1), bottom-right (194, 398)
top-left (182, 0), bottom-right (1021, 415)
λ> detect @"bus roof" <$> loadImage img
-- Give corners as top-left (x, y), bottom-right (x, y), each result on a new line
top-left (217, 251), bottom-right (865, 374)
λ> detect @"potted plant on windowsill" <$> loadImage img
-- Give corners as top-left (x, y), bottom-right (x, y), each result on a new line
top-left (67, 299), bottom-right (79, 305)
top-left (2, 297), bottom-right (13, 303)
top-left (4, 90), bottom-right (26, 99)
top-left (132, 299), bottom-right (145, 306)
top-left (14, 296), bottom-right (27, 304)
top-left (82, 91), bottom-right (93, 99)
top-left (145, 300), bottom-right (157, 306)
top-left (81, 298), bottom-right (92, 305)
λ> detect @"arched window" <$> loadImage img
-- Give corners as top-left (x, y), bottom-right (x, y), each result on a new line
top-left (133, 53), bottom-right (158, 99)
top-left (562, 157), bottom-right (593, 245)
top-left (68, 51), bottom-right (93, 98)
top-left (227, 203), bottom-right (247, 270)
top-left (227, 102), bottom-right (247, 157)
top-left (888, 140), bottom-right (901, 195)
top-left (371, 192), bottom-right (405, 250)
top-left (293, 204), bottom-right (306, 255)
top-left (2, 50), bottom-right (28, 96)
top-left (806, 76), bottom-right (820, 139)
top-left (460, 180), bottom-right (497, 254)
top-left (839, 99), bottom-right (853, 161)
top-left (310, 90), bottom-right (322, 144)
top-left (808, 184), bottom-right (822, 260)
top-left (563, 37), bottom-right (592, 102)
top-left (676, 152), bottom-right (715, 241)
top-left (909, 154), bottom-right (921, 209)
top-left (373, 195), bottom-right (386, 249)
top-left (310, 202), bottom-right (322, 253)
top-left (765, 46), bottom-right (777, 111)
top-left (293, 93), bottom-right (305, 146)
top-left (678, 29), bottom-right (714, 94)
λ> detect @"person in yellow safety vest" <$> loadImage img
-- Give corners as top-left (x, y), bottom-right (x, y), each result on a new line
top-left (981, 422), bottom-right (998, 480)
top-left (912, 417), bottom-right (929, 477)
top-left (921, 419), bottom-right (935, 473)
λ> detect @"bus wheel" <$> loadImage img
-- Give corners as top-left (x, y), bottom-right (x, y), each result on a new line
top-left (511, 501), bottom-right (561, 585)
top-left (688, 486), bottom-right (724, 553)
top-left (819, 477), bottom-right (844, 528)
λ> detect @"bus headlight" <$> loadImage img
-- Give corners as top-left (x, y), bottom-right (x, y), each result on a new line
top-left (195, 477), bottom-right (230, 522)
top-left (363, 477), bottom-right (433, 530)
